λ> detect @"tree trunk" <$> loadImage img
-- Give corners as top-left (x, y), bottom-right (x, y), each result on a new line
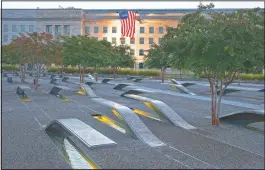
top-left (213, 83), bottom-right (218, 126)
top-left (161, 68), bottom-right (165, 83)
top-left (35, 63), bottom-right (40, 90)
top-left (216, 80), bottom-right (225, 126)
top-left (79, 66), bottom-right (81, 83)
top-left (95, 67), bottom-right (98, 82)
top-left (20, 64), bottom-right (26, 82)
top-left (113, 67), bottom-right (116, 79)
top-left (61, 65), bottom-right (64, 75)
top-left (209, 80), bottom-right (216, 125)
top-left (81, 66), bottom-right (85, 83)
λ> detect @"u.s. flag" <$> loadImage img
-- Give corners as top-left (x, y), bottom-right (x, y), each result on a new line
top-left (119, 10), bottom-right (136, 40)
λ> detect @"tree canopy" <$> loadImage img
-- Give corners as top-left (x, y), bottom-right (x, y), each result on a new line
top-left (144, 5), bottom-right (264, 125)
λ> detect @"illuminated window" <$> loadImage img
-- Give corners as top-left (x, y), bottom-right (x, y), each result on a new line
top-left (55, 25), bottom-right (61, 35)
top-left (112, 27), bottom-right (117, 33)
top-left (103, 26), bottom-right (108, 33)
top-left (94, 26), bottom-right (99, 33)
top-left (149, 38), bottom-right (154, 44)
top-left (46, 25), bottom-right (52, 34)
top-left (12, 35), bottom-right (17, 40)
top-left (139, 49), bottom-right (144, 55)
top-left (29, 25), bottom-right (34, 32)
top-left (139, 38), bottom-right (144, 44)
top-left (4, 35), bottom-right (8, 42)
top-left (139, 62), bottom-right (144, 69)
top-left (130, 39), bottom-right (135, 44)
top-left (159, 27), bottom-right (164, 34)
top-left (12, 25), bottom-right (17, 32)
top-left (4, 25), bottom-right (8, 32)
top-left (140, 27), bottom-right (145, 33)
top-left (85, 26), bottom-right (90, 33)
top-left (64, 25), bottom-right (70, 36)
top-left (121, 38), bottom-right (125, 44)
top-left (20, 25), bottom-right (26, 32)
top-left (149, 27), bottom-right (154, 34)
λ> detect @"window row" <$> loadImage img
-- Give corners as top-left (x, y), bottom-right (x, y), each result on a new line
top-left (129, 49), bottom-right (146, 56)
top-left (3, 24), bottom-right (35, 33)
top-left (105, 37), bottom-right (163, 45)
top-left (46, 25), bottom-right (70, 36)
top-left (2, 34), bottom-right (19, 42)
top-left (85, 26), bottom-right (165, 34)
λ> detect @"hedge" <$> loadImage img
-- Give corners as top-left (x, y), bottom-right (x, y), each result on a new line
top-left (47, 66), bottom-right (160, 76)
top-left (199, 73), bottom-right (264, 81)
top-left (2, 64), bottom-right (20, 71)
top-left (2, 64), bottom-right (264, 80)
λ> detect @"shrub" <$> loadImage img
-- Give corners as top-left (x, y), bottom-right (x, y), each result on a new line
top-left (46, 66), bottom-right (160, 77)
top-left (238, 74), bottom-right (264, 81)
top-left (2, 64), bottom-right (20, 71)
top-left (198, 72), bottom-right (264, 81)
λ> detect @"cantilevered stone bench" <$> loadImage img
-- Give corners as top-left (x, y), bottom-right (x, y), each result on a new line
top-left (3, 72), bottom-right (7, 77)
top-left (7, 77), bottom-right (13, 83)
top-left (83, 84), bottom-right (165, 147)
top-left (50, 78), bottom-right (63, 85)
top-left (45, 118), bottom-right (117, 149)
top-left (14, 71), bottom-right (19, 76)
top-left (132, 78), bottom-right (143, 82)
top-left (80, 84), bottom-right (98, 98)
top-left (49, 85), bottom-right (71, 95)
top-left (217, 88), bottom-right (241, 95)
top-left (113, 83), bottom-right (134, 90)
top-left (127, 76), bottom-right (140, 80)
top-left (258, 89), bottom-right (264, 92)
top-left (50, 74), bottom-right (56, 79)
top-left (170, 79), bottom-right (196, 87)
top-left (62, 77), bottom-right (69, 82)
top-left (17, 85), bottom-right (28, 95)
top-left (121, 92), bottom-right (196, 130)
top-left (102, 78), bottom-right (114, 84)
top-left (170, 84), bottom-right (196, 95)
top-left (16, 85), bottom-right (31, 102)
top-left (219, 110), bottom-right (264, 126)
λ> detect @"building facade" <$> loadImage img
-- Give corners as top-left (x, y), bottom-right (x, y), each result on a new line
top-left (3, 8), bottom-right (259, 69)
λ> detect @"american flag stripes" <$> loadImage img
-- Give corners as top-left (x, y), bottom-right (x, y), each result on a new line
top-left (119, 10), bottom-right (136, 40)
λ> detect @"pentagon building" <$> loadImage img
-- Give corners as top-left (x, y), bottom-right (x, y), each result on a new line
top-left (2, 8), bottom-right (253, 68)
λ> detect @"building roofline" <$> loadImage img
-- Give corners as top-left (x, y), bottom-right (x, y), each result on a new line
top-left (83, 8), bottom-right (264, 13)
top-left (3, 8), bottom-right (264, 10)
top-left (2, 8), bottom-right (82, 10)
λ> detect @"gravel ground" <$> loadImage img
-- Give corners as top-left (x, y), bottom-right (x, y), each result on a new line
top-left (2, 75), bottom-right (264, 169)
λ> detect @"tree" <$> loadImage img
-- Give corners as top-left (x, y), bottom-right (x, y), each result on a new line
top-left (3, 32), bottom-right (60, 87)
top-left (109, 44), bottom-right (135, 78)
top-left (22, 32), bottom-right (56, 89)
top-left (2, 33), bottom-right (34, 82)
top-left (62, 35), bottom-right (107, 82)
top-left (144, 43), bottom-right (171, 83)
top-left (163, 5), bottom-right (264, 125)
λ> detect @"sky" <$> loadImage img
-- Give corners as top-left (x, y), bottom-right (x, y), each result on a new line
top-left (2, 1), bottom-right (264, 9)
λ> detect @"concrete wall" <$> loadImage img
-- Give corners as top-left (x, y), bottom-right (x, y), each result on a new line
top-left (2, 10), bottom-right (37, 45)
top-left (2, 9), bottom-right (83, 45)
